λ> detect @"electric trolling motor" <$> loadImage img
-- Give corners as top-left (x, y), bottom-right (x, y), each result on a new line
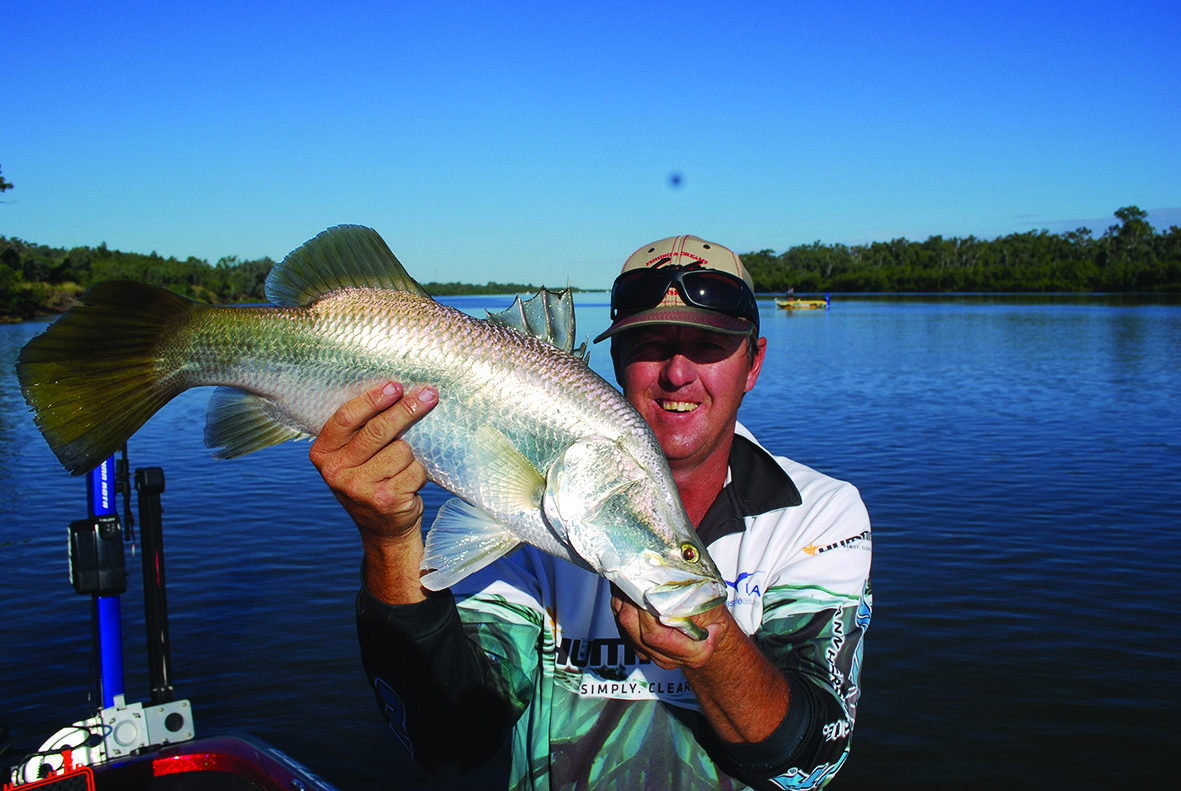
top-left (9, 448), bottom-right (195, 786)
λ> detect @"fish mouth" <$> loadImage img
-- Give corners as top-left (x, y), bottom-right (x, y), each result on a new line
top-left (609, 548), bottom-right (726, 641)
top-left (645, 578), bottom-right (727, 617)
top-left (608, 550), bottom-right (726, 642)
top-left (642, 576), bottom-right (728, 640)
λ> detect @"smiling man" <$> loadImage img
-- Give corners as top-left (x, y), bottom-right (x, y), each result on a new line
top-left (595, 239), bottom-right (769, 526)
top-left (312, 235), bottom-right (873, 790)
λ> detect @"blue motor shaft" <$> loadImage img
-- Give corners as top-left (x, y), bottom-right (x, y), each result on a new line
top-left (88, 455), bottom-right (125, 708)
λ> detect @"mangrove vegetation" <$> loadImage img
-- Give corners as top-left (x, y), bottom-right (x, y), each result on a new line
top-left (742, 206), bottom-right (1180, 295)
top-left (2, 206), bottom-right (1178, 322)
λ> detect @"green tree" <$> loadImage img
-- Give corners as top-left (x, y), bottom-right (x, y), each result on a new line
top-left (1111, 205), bottom-right (1152, 248)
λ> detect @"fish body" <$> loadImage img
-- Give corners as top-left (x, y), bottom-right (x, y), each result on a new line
top-left (17, 226), bottom-right (725, 636)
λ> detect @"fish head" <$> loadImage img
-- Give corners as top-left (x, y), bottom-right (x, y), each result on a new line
top-left (543, 436), bottom-right (727, 639)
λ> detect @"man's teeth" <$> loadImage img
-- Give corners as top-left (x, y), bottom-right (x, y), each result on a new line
top-left (661, 400), bottom-right (698, 413)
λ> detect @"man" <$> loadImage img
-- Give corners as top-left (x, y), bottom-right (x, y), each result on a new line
top-left (310, 235), bottom-right (872, 790)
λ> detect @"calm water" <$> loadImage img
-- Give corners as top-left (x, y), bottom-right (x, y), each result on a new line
top-left (2, 294), bottom-right (1179, 789)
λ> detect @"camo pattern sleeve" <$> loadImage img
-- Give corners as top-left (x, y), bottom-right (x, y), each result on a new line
top-left (354, 584), bottom-right (534, 777)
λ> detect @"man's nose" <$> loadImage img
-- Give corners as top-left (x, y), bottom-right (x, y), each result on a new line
top-left (659, 353), bottom-right (696, 389)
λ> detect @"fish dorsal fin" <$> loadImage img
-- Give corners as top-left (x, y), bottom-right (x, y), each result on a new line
top-left (487, 288), bottom-right (589, 362)
top-left (421, 498), bottom-right (522, 591)
top-left (265, 225), bottom-right (430, 307)
top-left (204, 387), bottom-right (313, 458)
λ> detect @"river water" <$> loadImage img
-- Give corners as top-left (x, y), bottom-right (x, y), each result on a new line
top-left (2, 293), bottom-right (1178, 789)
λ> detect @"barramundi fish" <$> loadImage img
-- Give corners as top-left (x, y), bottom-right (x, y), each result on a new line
top-left (16, 225), bottom-right (725, 637)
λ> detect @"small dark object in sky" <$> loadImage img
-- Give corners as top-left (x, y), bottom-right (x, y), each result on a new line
top-left (669, 172), bottom-right (683, 188)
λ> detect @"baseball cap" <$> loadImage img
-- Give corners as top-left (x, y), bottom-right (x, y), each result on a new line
top-left (593, 235), bottom-right (760, 343)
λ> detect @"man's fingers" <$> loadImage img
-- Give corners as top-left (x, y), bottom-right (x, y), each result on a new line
top-left (610, 584), bottom-right (718, 670)
top-left (315, 382), bottom-right (404, 451)
top-left (312, 382), bottom-right (438, 467)
top-left (309, 382), bottom-right (438, 541)
top-left (361, 384), bottom-right (437, 459)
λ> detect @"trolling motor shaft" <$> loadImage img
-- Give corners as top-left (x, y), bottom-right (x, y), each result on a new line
top-left (135, 466), bottom-right (174, 705)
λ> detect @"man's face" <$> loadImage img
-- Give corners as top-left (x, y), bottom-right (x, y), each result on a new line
top-left (614, 325), bottom-right (766, 473)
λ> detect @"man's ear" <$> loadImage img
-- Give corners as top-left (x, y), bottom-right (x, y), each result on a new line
top-left (745, 336), bottom-right (767, 394)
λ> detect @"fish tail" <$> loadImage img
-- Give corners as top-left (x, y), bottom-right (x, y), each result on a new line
top-left (16, 280), bottom-right (197, 475)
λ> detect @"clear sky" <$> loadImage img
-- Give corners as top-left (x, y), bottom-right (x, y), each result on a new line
top-left (4, 0), bottom-right (1178, 289)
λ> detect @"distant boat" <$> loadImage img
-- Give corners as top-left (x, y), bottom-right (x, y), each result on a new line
top-left (776, 294), bottom-right (830, 311)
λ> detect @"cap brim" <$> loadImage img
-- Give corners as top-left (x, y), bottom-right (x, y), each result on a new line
top-left (593, 306), bottom-right (756, 343)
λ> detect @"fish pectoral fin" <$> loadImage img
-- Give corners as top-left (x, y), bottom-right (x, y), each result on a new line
top-left (471, 424), bottom-right (547, 514)
top-left (421, 498), bottom-right (522, 591)
top-left (204, 387), bottom-right (312, 459)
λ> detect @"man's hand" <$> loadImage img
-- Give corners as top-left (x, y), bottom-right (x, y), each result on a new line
top-left (309, 381), bottom-right (438, 603)
top-left (609, 584), bottom-right (729, 669)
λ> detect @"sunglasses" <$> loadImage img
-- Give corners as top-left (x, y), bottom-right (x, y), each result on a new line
top-left (610, 264), bottom-right (760, 330)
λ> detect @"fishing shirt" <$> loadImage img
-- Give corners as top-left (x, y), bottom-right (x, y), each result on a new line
top-left (356, 423), bottom-right (873, 790)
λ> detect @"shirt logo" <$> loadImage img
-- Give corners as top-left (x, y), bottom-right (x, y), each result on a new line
top-left (556, 635), bottom-right (696, 703)
top-left (726, 570), bottom-right (765, 606)
top-left (803, 529), bottom-right (871, 557)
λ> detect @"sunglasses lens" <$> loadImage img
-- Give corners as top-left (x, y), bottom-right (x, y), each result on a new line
top-left (682, 271), bottom-right (746, 312)
top-left (612, 270), bottom-right (673, 317)
top-left (680, 271), bottom-right (758, 326)
top-left (610, 267), bottom-right (758, 327)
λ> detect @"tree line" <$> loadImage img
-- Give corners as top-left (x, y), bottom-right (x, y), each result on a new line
top-left (0, 242), bottom-right (279, 320)
top-left (3, 205), bottom-right (1178, 321)
top-left (0, 239), bottom-right (544, 321)
top-left (741, 206), bottom-right (1180, 295)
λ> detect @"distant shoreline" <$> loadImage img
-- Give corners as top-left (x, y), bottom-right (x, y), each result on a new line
top-left (4, 206), bottom-right (1178, 321)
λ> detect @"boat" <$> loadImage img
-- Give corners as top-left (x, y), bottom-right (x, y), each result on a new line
top-left (776, 294), bottom-right (830, 310)
top-left (4, 451), bottom-right (339, 791)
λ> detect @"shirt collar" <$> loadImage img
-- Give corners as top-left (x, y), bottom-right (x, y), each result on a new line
top-left (696, 433), bottom-right (802, 546)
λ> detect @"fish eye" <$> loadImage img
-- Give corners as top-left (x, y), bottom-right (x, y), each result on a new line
top-left (681, 543), bottom-right (700, 563)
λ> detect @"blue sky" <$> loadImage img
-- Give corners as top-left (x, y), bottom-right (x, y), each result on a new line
top-left (4, 0), bottom-right (1178, 289)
